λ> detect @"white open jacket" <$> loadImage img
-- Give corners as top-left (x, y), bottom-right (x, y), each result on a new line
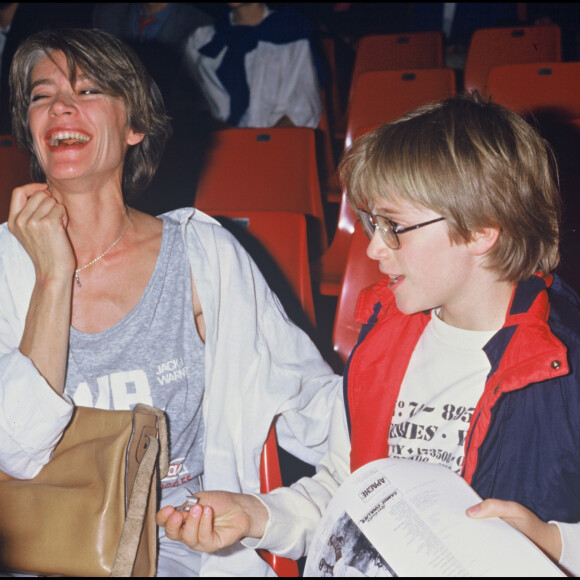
top-left (0, 207), bottom-right (341, 576)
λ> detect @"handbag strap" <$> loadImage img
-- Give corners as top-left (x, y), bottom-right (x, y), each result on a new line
top-left (110, 434), bottom-right (159, 577)
top-left (134, 403), bottom-right (170, 478)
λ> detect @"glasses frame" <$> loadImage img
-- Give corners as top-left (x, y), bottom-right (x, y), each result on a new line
top-left (356, 208), bottom-right (446, 250)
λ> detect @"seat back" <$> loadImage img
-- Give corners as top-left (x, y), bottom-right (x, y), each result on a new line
top-left (204, 210), bottom-right (315, 327)
top-left (0, 135), bottom-right (31, 223)
top-left (486, 61), bottom-right (580, 218)
top-left (487, 61), bottom-right (580, 118)
top-left (194, 128), bottom-right (327, 255)
top-left (349, 32), bottom-right (444, 106)
top-left (346, 68), bottom-right (456, 148)
top-left (464, 24), bottom-right (562, 94)
top-left (487, 61), bottom-right (580, 297)
top-left (332, 222), bottom-right (384, 366)
top-left (318, 191), bottom-right (358, 296)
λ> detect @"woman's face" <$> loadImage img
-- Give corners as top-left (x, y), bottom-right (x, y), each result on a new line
top-left (27, 50), bottom-right (143, 189)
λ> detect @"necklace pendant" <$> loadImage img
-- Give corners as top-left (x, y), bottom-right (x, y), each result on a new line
top-left (73, 206), bottom-right (133, 288)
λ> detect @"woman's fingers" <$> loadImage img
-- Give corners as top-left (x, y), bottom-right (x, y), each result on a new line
top-left (8, 184), bottom-right (75, 280)
top-left (158, 504), bottom-right (205, 547)
top-left (196, 504), bottom-right (217, 544)
top-left (181, 503), bottom-right (206, 545)
top-left (8, 183), bottom-right (50, 230)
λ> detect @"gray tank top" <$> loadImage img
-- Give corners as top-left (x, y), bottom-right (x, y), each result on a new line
top-left (65, 216), bottom-right (205, 503)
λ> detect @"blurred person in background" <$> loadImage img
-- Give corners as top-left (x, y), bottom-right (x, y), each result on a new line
top-left (184, 2), bottom-right (323, 129)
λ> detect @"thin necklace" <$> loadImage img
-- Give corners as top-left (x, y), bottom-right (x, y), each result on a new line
top-left (74, 206), bottom-right (133, 288)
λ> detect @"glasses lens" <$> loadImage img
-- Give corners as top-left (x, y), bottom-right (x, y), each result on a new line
top-left (358, 210), bottom-right (376, 239)
top-left (374, 215), bottom-right (399, 249)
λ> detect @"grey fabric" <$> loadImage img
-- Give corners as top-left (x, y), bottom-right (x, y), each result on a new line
top-left (65, 216), bottom-right (205, 508)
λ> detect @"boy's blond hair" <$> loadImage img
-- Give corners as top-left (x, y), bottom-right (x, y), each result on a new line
top-left (340, 92), bottom-right (561, 282)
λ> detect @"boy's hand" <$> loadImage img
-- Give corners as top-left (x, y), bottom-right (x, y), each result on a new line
top-left (467, 498), bottom-right (562, 561)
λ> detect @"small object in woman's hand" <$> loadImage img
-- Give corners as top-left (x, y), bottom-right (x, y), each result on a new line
top-left (175, 491), bottom-right (199, 512)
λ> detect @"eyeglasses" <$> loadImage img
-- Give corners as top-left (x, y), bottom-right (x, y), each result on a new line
top-left (356, 208), bottom-right (446, 250)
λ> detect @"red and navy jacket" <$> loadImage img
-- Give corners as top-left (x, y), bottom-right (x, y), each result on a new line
top-left (344, 273), bottom-right (580, 523)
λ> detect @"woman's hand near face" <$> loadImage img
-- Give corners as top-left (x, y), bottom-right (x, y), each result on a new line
top-left (9, 183), bottom-right (75, 396)
top-left (8, 183), bottom-right (75, 284)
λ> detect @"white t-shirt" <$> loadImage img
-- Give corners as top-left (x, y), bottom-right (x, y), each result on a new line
top-left (389, 310), bottom-right (496, 474)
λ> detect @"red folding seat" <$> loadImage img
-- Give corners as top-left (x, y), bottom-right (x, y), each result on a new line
top-left (349, 32), bottom-right (444, 109)
top-left (487, 61), bottom-right (580, 118)
top-left (332, 222), bottom-right (384, 366)
top-left (195, 128), bottom-right (327, 257)
top-left (204, 209), bottom-right (316, 327)
top-left (463, 25), bottom-right (562, 94)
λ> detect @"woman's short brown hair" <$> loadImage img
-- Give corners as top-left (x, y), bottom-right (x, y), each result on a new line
top-left (9, 27), bottom-right (172, 199)
top-left (340, 92), bottom-right (561, 282)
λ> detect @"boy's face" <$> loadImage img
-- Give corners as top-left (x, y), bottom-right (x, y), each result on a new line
top-left (366, 196), bottom-right (483, 326)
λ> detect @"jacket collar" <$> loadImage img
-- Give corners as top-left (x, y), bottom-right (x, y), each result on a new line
top-left (356, 272), bottom-right (569, 395)
top-left (483, 273), bottom-right (568, 393)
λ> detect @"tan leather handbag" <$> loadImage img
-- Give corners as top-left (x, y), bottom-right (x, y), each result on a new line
top-left (0, 403), bottom-right (169, 577)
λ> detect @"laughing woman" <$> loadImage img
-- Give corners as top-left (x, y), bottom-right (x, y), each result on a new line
top-left (0, 28), bottom-right (340, 576)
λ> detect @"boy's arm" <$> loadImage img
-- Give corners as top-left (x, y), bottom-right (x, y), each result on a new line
top-left (157, 386), bottom-right (351, 560)
top-left (249, 388), bottom-right (351, 558)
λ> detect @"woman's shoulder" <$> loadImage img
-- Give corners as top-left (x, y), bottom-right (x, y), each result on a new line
top-left (161, 207), bottom-right (220, 229)
top-left (163, 207), bottom-right (244, 248)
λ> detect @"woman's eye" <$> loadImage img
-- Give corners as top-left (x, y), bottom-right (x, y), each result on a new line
top-left (78, 86), bottom-right (102, 96)
top-left (30, 93), bottom-right (47, 103)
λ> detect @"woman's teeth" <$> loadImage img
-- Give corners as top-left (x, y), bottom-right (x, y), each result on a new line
top-left (49, 132), bottom-right (90, 146)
